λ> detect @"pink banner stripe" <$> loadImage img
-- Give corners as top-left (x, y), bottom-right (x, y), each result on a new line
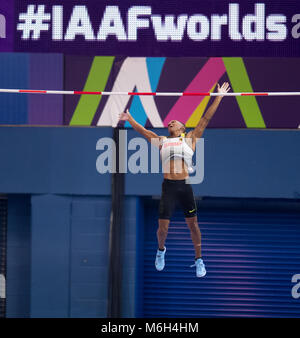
top-left (163, 58), bottom-right (226, 126)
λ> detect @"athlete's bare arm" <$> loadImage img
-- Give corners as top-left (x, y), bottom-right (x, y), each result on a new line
top-left (119, 109), bottom-right (162, 147)
top-left (186, 82), bottom-right (230, 140)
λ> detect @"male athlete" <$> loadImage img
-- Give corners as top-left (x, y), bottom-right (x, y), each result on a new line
top-left (119, 82), bottom-right (230, 277)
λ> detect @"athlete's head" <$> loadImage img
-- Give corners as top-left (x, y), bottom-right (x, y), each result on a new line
top-left (168, 120), bottom-right (186, 136)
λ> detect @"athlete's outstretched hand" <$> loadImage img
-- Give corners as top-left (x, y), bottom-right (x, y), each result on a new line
top-left (217, 82), bottom-right (231, 97)
top-left (119, 109), bottom-right (131, 121)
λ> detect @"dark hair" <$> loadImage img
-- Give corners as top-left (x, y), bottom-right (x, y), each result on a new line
top-left (178, 121), bottom-right (186, 132)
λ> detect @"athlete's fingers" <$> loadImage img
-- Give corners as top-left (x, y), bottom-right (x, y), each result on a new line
top-left (224, 83), bottom-right (230, 91)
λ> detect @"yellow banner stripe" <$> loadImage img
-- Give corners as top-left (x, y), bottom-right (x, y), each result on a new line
top-left (185, 83), bottom-right (216, 127)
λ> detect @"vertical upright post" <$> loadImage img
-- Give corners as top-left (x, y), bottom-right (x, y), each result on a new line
top-left (107, 127), bottom-right (125, 318)
top-left (0, 195), bottom-right (8, 318)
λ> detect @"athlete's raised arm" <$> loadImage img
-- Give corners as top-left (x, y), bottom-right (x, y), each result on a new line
top-left (119, 109), bottom-right (162, 146)
top-left (186, 82), bottom-right (230, 139)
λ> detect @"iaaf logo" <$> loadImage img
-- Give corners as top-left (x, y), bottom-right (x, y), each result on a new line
top-left (95, 130), bottom-right (205, 185)
top-left (0, 14), bottom-right (6, 38)
top-left (16, 3), bottom-right (300, 42)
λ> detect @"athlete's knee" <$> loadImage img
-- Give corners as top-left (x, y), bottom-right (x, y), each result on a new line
top-left (187, 219), bottom-right (200, 232)
top-left (158, 222), bottom-right (168, 233)
top-left (157, 227), bottom-right (168, 239)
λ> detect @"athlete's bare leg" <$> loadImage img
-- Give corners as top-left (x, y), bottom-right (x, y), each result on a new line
top-left (185, 216), bottom-right (202, 259)
top-left (157, 219), bottom-right (170, 250)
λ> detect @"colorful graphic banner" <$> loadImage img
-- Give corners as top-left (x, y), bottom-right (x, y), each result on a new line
top-left (64, 56), bottom-right (300, 129)
top-left (0, 54), bottom-right (298, 128)
top-left (0, 0), bottom-right (298, 56)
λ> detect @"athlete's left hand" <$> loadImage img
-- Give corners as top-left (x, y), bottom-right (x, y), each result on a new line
top-left (119, 109), bottom-right (131, 121)
top-left (217, 82), bottom-right (231, 97)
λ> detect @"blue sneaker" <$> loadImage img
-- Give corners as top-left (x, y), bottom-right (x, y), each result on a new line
top-left (190, 258), bottom-right (206, 277)
top-left (155, 247), bottom-right (166, 271)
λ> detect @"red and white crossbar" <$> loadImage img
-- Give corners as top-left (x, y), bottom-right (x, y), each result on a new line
top-left (0, 89), bottom-right (299, 96)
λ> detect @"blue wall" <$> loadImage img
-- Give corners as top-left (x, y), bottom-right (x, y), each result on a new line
top-left (4, 126), bottom-right (300, 317)
top-left (69, 196), bottom-right (111, 318)
top-left (0, 53), bottom-right (63, 125)
top-left (0, 54), bottom-right (29, 124)
top-left (30, 194), bottom-right (111, 318)
top-left (0, 127), bottom-right (112, 194)
top-left (0, 127), bottom-right (299, 198)
top-left (6, 194), bottom-right (111, 318)
top-left (125, 128), bottom-right (300, 198)
top-left (30, 195), bottom-right (72, 317)
top-left (121, 196), bottom-right (145, 317)
top-left (6, 195), bottom-right (31, 318)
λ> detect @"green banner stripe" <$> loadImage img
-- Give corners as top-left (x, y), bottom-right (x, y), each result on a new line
top-left (222, 57), bottom-right (266, 128)
top-left (70, 56), bottom-right (115, 125)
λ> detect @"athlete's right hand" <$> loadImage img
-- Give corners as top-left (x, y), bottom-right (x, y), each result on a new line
top-left (119, 109), bottom-right (131, 121)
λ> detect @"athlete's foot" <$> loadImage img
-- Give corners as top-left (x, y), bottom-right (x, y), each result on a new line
top-left (155, 247), bottom-right (166, 271)
top-left (190, 258), bottom-right (206, 278)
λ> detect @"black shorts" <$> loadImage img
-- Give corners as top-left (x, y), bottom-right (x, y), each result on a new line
top-left (159, 179), bottom-right (197, 219)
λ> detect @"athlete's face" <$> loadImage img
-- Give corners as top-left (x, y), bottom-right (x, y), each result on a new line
top-left (168, 120), bottom-right (185, 135)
